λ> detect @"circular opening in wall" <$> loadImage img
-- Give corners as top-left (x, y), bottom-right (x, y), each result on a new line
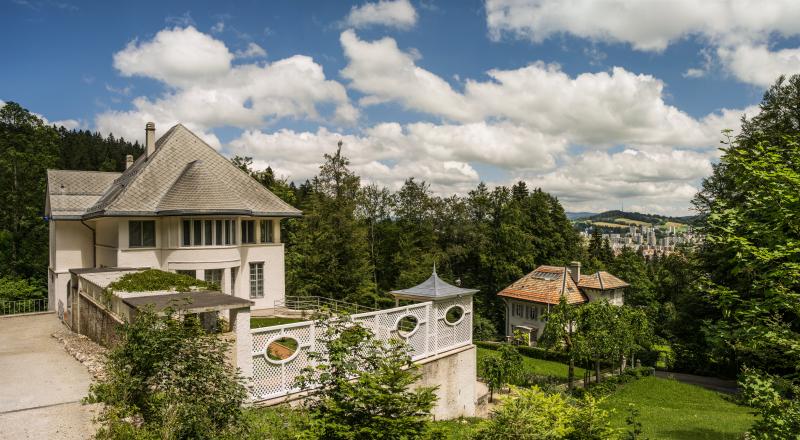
top-left (444, 305), bottom-right (465, 325)
top-left (266, 336), bottom-right (299, 363)
top-left (396, 315), bottom-right (419, 338)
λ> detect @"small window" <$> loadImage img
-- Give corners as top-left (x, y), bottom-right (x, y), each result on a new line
top-left (204, 269), bottom-right (223, 289)
top-left (249, 262), bottom-right (264, 298)
top-left (230, 266), bottom-right (238, 294)
top-left (176, 269), bottom-right (197, 279)
top-left (260, 219), bottom-right (274, 243)
top-left (445, 305), bottom-right (465, 325)
top-left (215, 220), bottom-right (223, 245)
top-left (129, 220), bottom-right (155, 247)
top-left (266, 337), bottom-right (299, 363)
top-left (397, 315), bottom-right (419, 338)
top-left (242, 220), bottom-right (256, 244)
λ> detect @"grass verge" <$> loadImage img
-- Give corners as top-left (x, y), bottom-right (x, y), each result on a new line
top-left (477, 347), bottom-right (586, 382)
top-left (251, 316), bottom-right (305, 328)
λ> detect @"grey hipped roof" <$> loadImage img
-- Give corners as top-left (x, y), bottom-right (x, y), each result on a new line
top-left (46, 124), bottom-right (301, 219)
top-left (391, 266), bottom-right (478, 301)
top-left (46, 170), bottom-right (122, 219)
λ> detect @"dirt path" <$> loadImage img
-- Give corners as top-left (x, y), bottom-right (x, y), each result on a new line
top-left (0, 313), bottom-right (98, 439)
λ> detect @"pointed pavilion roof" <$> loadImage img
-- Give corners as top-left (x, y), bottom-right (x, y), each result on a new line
top-left (390, 265), bottom-right (478, 302)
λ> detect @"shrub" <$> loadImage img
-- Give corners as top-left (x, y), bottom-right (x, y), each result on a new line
top-left (87, 306), bottom-right (247, 439)
top-left (293, 311), bottom-right (438, 440)
top-left (739, 369), bottom-right (800, 439)
top-left (0, 276), bottom-right (45, 301)
top-left (475, 341), bottom-right (593, 369)
top-left (581, 367), bottom-right (654, 398)
top-left (107, 269), bottom-right (218, 292)
top-left (471, 387), bottom-right (619, 440)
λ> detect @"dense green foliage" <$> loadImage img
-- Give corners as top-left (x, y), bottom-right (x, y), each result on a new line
top-left (106, 269), bottom-right (218, 292)
top-left (739, 369), bottom-right (800, 439)
top-left (0, 276), bottom-right (46, 301)
top-left (234, 149), bottom-right (582, 333)
top-left (88, 307), bottom-right (247, 439)
top-left (293, 311), bottom-right (438, 440)
top-left (0, 101), bottom-right (142, 297)
top-left (471, 387), bottom-right (618, 440)
top-left (693, 75), bottom-right (800, 378)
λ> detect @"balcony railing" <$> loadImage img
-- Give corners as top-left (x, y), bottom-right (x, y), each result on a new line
top-left (0, 298), bottom-right (49, 315)
top-left (273, 295), bottom-right (377, 315)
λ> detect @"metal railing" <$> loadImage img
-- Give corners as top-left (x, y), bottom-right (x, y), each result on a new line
top-left (274, 295), bottom-right (377, 315)
top-left (0, 298), bottom-right (49, 315)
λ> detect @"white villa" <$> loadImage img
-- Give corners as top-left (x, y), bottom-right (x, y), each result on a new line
top-left (498, 261), bottom-right (628, 343)
top-left (45, 122), bottom-right (301, 318)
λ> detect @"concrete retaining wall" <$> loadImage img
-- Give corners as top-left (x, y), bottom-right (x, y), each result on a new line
top-left (413, 344), bottom-right (476, 420)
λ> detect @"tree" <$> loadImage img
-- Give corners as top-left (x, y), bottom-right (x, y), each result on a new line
top-left (0, 102), bottom-right (59, 280)
top-left (88, 307), bottom-right (247, 439)
top-left (540, 296), bottom-right (583, 390)
top-left (286, 144), bottom-right (375, 304)
top-left (576, 300), bottom-right (616, 383)
top-left (479, 344), bottom-right (523, 402)
top-left (696, 134), bottom-right (800, 374)
top-left (294, 311), bottom-right (437, 440)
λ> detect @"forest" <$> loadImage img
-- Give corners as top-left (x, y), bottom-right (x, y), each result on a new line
top-left (2, 74), bottom-right (799, 394)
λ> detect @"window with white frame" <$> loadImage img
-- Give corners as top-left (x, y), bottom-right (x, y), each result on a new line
top-left (181, 219), bottom-right (237, 246)
top-left (249, 262), bottom-right (264, 298)
top-left (204, 269), bottom-right (223, 289)
top-left (260, 219), bottom-right (274, 243)
top-left (129, 220), bottom-right (155, 247)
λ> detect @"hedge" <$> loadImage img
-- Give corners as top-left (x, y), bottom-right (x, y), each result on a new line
top-left (474, 341), bottom-right (594, 369)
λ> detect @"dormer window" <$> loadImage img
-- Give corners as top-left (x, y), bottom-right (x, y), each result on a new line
top-left (260, 219), bottom-right (274, 243)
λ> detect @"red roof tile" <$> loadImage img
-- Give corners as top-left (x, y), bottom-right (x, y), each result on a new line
top-left (497, 265), bottom-right (587, 305)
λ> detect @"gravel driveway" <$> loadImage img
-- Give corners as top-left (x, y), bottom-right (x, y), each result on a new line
top-left (0, 313), bottom-right (98, 439)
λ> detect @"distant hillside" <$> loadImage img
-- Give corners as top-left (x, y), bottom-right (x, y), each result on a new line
top-left (572, 210), bottom-right (698, 232)
top-left (566, 211), bottom-right (599, 220)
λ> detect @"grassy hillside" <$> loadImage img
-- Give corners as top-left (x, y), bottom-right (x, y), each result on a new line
top-left (600, 376), bottom-right (754, 439)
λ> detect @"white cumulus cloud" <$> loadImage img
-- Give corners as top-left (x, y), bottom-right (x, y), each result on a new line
top-left (344, 0), bottom-right (417, 30)
top-left (484, 0), bottom-right (800, 87)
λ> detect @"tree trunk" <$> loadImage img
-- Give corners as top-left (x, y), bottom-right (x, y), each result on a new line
top-left (568, 357), bottom-right (575, 391)
top-left (595, 360), bottom-right (601, 383)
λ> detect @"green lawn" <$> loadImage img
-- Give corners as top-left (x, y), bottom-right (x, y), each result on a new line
top-left (250, 316), bottom-right (305, 328)
top-left (600, 376), bottom-right (755, 440)
top-left (477, 347), bottom-right (586, 382)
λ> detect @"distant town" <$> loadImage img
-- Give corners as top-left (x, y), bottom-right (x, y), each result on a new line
top-left (572, 210), bottom-right (702, 257)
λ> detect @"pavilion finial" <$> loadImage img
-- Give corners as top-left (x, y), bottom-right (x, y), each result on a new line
top-left (433, 262), bottom-right (437, 275)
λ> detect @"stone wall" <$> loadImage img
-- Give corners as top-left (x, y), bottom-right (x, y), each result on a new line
top-left (78, 293), bottom-right (123, 347)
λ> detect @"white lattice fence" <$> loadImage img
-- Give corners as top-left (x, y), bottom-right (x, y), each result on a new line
top-left (250, 296), bottom-right (472, 401)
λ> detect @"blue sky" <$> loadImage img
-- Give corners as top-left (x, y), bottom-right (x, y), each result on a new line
top-left (3, 0), bottom-right (799, 215)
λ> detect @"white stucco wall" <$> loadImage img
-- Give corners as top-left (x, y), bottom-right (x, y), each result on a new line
top-left (583, 288), bottom-right (625, 306)
top-left (413, 344), bottom-right (477, 420)
top-left (49, 215), bottom-right (287, 312)
top-left (49, 220), bottom-right (93, 312)
top-left (505, 299), bottom-right (551, 340)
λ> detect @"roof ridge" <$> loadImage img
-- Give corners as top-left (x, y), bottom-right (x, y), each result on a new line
top-left (597, 272), bottom-right (604, 290)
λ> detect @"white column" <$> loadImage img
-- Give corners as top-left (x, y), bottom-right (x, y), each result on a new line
top-left (231, 307), bottom-right (253, 380)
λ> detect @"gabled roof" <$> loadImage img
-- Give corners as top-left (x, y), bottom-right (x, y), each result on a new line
top-left (46, 124), bottom-right (301, 219)
top-left (391, 266), bottom-right (478, 301)
top-left (46, 169), bottom-right (122, 219)
top-left (578, 271), bottom-right (629, 290)
top-left (497, 265), bottom-right (588, 305)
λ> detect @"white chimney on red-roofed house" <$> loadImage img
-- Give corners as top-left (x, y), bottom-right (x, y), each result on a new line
top-left (568, 261), bottom-right (581, 283)
top-left (125, 154), bottom-right (133, 169)
top-left (145, 122), bottom-right (156, 157)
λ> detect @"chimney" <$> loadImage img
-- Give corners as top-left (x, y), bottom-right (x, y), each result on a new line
top-left (568, 261), bottom-right (581, 283)
top-left (125, 154), bottom-right (133, 169)
top-left (145, 122), bottom-right (156, 156)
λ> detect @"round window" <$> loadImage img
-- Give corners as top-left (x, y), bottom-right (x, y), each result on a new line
top-left (266, 336), bottom-right (299, 363)
top-left (396, 315), bottom-right (419, 338)
top-left (444, 305), bottom-right (465, 325)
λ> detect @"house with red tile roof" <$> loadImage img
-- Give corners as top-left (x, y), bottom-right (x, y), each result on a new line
top-left (497, 261), bottom-right (628, 343)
